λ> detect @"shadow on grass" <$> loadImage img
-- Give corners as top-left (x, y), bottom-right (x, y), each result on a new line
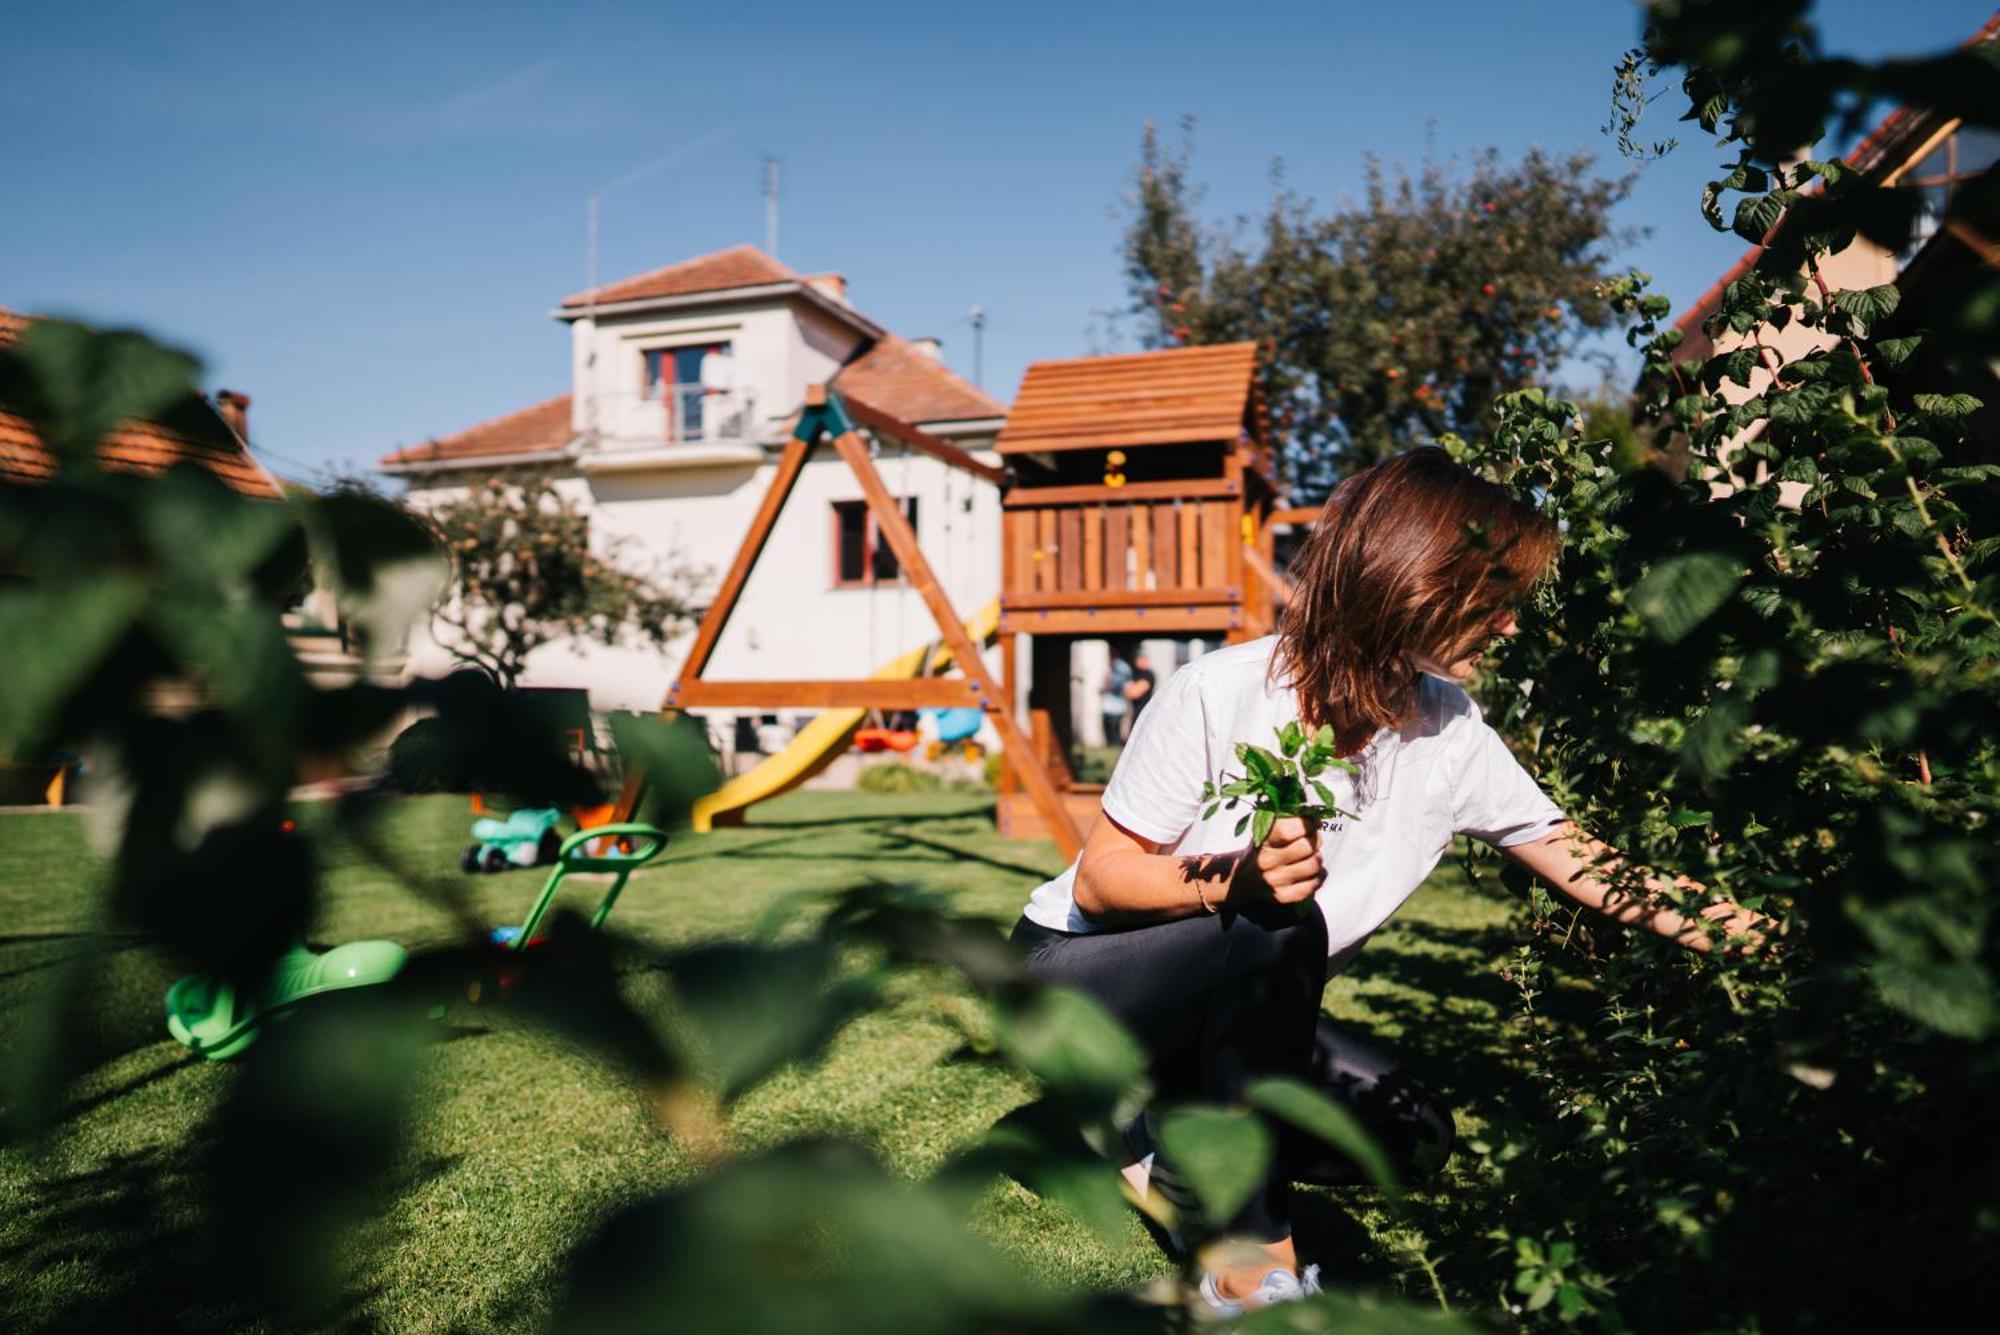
top-left (721, 805), bottom-right (995, 834)
top-left (0, 931), bottom-right (154, 985)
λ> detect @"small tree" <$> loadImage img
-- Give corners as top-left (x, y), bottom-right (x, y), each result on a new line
top-left (426, 471), bottom-right (702, 688)
top-left (1120, 120), bottom-right (1635, 496)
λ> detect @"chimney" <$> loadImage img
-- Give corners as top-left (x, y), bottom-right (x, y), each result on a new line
top-left (911, 337), bottom-right (942, 360)
top-left (215, 390), bottom-right (250, 443)
top-left (804, 272), bottom-right (848, 305)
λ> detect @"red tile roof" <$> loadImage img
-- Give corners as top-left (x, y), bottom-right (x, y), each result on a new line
top-left (562, 244), bottom-right (799, 309)
top-left (0, 307), bottom-right (282, 498)
top-left (1673, 12), bottom-right (2000, 359)
top-left (995, 343), bottom-right (1262, 454)
top-left (832, 335), bottom-right (1004, 425)
top-left (379, 394), bottom-right (574, 469)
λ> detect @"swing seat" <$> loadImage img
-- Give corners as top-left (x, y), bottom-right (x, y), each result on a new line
top-left (855, 726), bottom-right (917, 753)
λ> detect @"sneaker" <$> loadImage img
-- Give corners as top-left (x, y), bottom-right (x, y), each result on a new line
top-left (1197, 1263), bottom-right (1322, 1318)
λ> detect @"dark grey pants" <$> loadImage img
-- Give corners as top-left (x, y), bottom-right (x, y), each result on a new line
top-left (1012, 908), bottom-right (1455, 1240)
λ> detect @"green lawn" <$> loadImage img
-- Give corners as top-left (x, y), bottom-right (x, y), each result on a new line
top-left (0, 791), bottom-right (1552, 1331)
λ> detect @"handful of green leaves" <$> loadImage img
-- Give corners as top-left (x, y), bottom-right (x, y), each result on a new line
top-left (1199, 721), bottom-right (1359, 847)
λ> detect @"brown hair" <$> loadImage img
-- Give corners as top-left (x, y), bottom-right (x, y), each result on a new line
top-left (1274, 447), bottom-right (1558, 753)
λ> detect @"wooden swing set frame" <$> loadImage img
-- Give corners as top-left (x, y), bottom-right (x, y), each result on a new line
top-left (616, 384), bottom-right (1084, 859)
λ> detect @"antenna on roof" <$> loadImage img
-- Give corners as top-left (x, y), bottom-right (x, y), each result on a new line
top-left (763, 156), bottom-right (780, 258)
top-left (948, 306), bottom-right (989, 388)
top-left (584, 192), bottom-right (600, 447)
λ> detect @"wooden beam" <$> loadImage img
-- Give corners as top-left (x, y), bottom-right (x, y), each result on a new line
top-left (1002, 606), bottom-right (1243, 636)
top-left (1270, 505), bottom-right (1320, 528)
top-left (1242, 543), bottom-right (1293, 605)
top-left (669, 679), bottom-right (985, 710)
top-left (677, 432), bottom-right (815, 682)
top-left (1004, 587), bottom-right (1238, 611)
top-left (998, 630), bottom-right (1019, 797)
top-left (831, 428), bottom-right (1083, 859)
top-left (837, 391), bottom-right (1004, 486)
top-left (1001, 477), bottom-right (1242, 507)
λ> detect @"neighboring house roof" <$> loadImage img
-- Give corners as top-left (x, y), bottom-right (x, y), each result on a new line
top-left (562, 244), bottom-right (798, 309)
top-left (832, 335), bottom-right (1004, 425)
top-left (379, 394), bottom-right (574, 470)
top-left (0, 306), bottom-right (282, 498)
top-left (1674, 13), bottom-right (2000, 360)
top-left (996, 342), bottom-right (1262, 454)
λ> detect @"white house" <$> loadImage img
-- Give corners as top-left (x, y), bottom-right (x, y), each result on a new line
top-left (380, 245), bottom-right (1009, 724)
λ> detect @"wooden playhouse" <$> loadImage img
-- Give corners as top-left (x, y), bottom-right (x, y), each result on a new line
top-left (992, 342), bottom-right (1285, 840)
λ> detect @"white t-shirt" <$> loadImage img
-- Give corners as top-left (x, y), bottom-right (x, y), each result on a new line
top-left (1021, 636), bottom-right (1565, 969)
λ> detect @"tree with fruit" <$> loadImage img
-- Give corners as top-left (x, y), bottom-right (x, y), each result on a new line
top-left (1120, 119), bottom-right (1635, 495)
top-left (425, 471), bottom-right (703, 688)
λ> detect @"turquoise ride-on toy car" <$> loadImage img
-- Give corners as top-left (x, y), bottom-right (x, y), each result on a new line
top-left (165, 822), bottom-right (668, 1059)
top-left (461, 806), bottom-right (565, 874)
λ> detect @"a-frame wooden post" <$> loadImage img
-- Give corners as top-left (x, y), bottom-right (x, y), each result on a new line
top-left (619, 386), bottom-right (1083, 860)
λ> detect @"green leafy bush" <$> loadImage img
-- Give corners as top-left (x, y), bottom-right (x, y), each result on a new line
top-left (0, 319), bottom-right (1431, 1331)
top-left (1438, 7), bottom-right (2000, 1324)
top-left (856, 761), bottom-right (945, 794)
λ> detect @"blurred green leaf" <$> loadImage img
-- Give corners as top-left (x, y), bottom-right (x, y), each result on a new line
top-left (0, 574), bottom-right (150, 750)
top-left (1234, 1289), bottom-right (1476, 1332)
top-left (1870, 959), bottom-right (1997, 1041)
top-left (140, 468), bottom-right (299, 588)
top-left (607, 712), bottom-right (722, 830)
top-left (662, 939), bottom-right (877, 1099)
top-left (1155, 1105), bottom-right (1272, 1226)
top-left (949, 1099), bottom-right (1134, 1248)
top-left (1247, 1076), bottom-right (1400, 1195)
top-left (552, 1142), bottom-right (1072, 1335)
top-left (3, 320), bottom-right (201, 460)
top-left (1630, 551), bottom-right (1740, 644)
top-left (995, 985), bottom-right (1147, 1119)
top-left (304, 488), bottom-right (447, 662)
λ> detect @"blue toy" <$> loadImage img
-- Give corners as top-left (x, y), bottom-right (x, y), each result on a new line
top-left (928, 707), bottom-right (985, 745)
top-left (461, 807), bottom-right (565, 874)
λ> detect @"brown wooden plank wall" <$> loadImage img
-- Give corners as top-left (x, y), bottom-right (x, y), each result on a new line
top-left (1002, 497), bottom-right (1246, 606)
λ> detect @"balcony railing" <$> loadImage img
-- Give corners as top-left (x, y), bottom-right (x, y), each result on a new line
top-left (585, 385), bottom-right (760, 451)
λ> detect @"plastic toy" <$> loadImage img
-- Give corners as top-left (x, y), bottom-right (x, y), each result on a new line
top-left (488, 823), bottom-right (666, 947)
top-left (164, 938), bottom-right (410, 1061)
top-left (461, 806), bottom-right (565, 874)
top-left (852, 727), bottom-right (919, 753)
top-left (166, 822), bottom-right (670, 1057)
top-left (929, 707), bottom-right (984, 745)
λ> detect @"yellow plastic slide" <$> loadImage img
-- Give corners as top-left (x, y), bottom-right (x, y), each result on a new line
top-left (691, 600), bottom-right (1001, 832)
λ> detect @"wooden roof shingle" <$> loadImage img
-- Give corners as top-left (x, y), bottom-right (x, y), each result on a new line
top-left (995, 343), bottom-right (1261, 455)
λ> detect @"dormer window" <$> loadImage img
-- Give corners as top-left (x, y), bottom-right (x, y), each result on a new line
top-left (641, 342), bottom-right (741, 441)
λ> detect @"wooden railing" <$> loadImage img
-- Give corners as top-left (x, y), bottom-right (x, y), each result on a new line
top-left (1002, 480), bottom-right (1244, 612)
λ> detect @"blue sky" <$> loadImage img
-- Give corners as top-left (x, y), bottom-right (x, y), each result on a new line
top-left (0, 0), bottom-right (1985, 481)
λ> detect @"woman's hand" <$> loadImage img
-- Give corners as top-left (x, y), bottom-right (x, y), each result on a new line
top-left (1504, 825), bottom-right (1780, 956)
top-left (1228, 816), bottom-right (1325, 909)
top-left (1693, 900), bottom-right (1777, 955)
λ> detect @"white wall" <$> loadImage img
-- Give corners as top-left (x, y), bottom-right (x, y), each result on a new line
top-left (401, 442), bottom-right (1005, 720)
top-left (403, 286), bottom-right (1004, 754)
top-left (568, 297), bottom-right (861, 447)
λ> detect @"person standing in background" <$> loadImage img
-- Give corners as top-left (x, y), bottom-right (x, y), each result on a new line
top-left (1102, 653), bottom-right (1133, 745)
top-left (1126, 649), bottom-right (1157, 723)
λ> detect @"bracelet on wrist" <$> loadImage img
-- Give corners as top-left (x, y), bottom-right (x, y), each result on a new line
top-left (1195, 880), bottom-right (1218, 914)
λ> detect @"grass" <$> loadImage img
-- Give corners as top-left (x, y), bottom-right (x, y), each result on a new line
top-left (0, 791), bottom-right (1559, 1331)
